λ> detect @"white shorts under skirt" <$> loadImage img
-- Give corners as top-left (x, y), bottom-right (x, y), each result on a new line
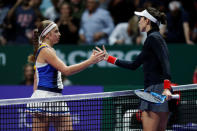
top-left (26, 90), bottom-right (70, 116)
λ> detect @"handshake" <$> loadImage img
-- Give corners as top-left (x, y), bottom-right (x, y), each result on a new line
top-left (89, 45), bottom-right (117, 65)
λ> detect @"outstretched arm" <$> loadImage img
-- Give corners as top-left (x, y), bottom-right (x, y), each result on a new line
top-left (42, 48), bottom-right (105, 76)
top-left (96, 45), bottom-right (143, 70)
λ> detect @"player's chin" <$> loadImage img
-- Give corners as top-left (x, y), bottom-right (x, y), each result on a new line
top-left (55, 39), bottom-right (60, 44)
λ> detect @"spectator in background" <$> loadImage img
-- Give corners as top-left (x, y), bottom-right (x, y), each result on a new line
top-left (193, 66), bottom-right (197, 84)
top-left (109, 16), bottom-right (146, 45)
top-left (29, 0), bottom-right (44, 19)
top-left (161, 1), bottom-right (194, 45)
top-left (29, 0), bottom-right (46, 43)
top-left (69, 0), bottom-right (85, 21)
top-left (180, 0), bottom-right (197, 34)
top-left (191, 23), bottom-right (197, 43)
top-left (0, 0), bottom-right (10, 45)
top-left (44, 0), bottom-right (61, 21)
top-left (98, 0), bottom-right (111, 9)
top-left (20, 63), bottom-right (34, 86)
top-left (55, 2), bottom-right (79, 44)
top-left (142, 0), bottom-right (166, 12)
top-left (79, 0), bottom-right (114, 45)
top-left (7, 0), bottom-right (37, 44)
top-left (39, 0), bottom-right (52, 15)
top-left (108, 0), bottom-right (135, 25)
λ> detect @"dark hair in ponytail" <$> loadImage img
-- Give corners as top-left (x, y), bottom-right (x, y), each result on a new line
top-left (146, 7), bottom-right (167, 31)
top-left (28, 20), bottom-right (53, 63)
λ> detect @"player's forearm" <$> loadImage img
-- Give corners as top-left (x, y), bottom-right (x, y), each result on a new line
top-left (63, 59), bottom-right (92, 76)
top-left (183, 22), bottom-right (191, 42)
top-left (106, 54), bottom-right (142, 70)
top-left (7, 2), bottom-right (20, 20)
top-left (115, 59), bottom-right (140, 70)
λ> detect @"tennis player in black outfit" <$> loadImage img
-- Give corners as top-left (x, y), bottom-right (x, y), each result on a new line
top-left (96, 7), bottom-right (173, 131)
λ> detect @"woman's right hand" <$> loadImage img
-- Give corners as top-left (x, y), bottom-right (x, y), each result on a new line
top-left (95, 45), bottom-right (109, 61)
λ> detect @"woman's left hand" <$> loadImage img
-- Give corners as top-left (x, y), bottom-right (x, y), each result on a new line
top-left (162, 89), bottom-right (172, 101)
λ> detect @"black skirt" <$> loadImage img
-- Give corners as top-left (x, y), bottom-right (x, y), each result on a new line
top-left (139, 83), bottom-right (169, 112)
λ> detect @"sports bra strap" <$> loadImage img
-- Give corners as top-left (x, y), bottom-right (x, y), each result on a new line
top-left (35, 44), bottom-right (48, 61)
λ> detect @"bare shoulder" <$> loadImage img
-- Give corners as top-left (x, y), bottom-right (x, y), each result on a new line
top-left (40, 47), bottom-right (56, 56)
top-left (38, 47), bottom-right (57, 63)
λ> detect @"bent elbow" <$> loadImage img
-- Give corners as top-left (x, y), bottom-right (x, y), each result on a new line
top-left (62, 69), bottom-right (72, 76)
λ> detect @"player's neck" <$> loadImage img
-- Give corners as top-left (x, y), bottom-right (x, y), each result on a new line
top-left (43, 40), bottom-right (53, 48)
top-left (145, 25), bottom-right (151, 33)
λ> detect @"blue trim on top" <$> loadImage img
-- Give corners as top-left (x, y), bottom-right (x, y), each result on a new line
top-left (35, 45), bottom-right (48, 60)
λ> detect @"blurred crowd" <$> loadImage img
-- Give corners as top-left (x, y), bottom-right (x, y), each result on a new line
top-left (0, 0), bottom-right (197, 46)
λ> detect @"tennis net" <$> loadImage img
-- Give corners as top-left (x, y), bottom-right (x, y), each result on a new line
top-left (0, 84), bottom-right (197, 131)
